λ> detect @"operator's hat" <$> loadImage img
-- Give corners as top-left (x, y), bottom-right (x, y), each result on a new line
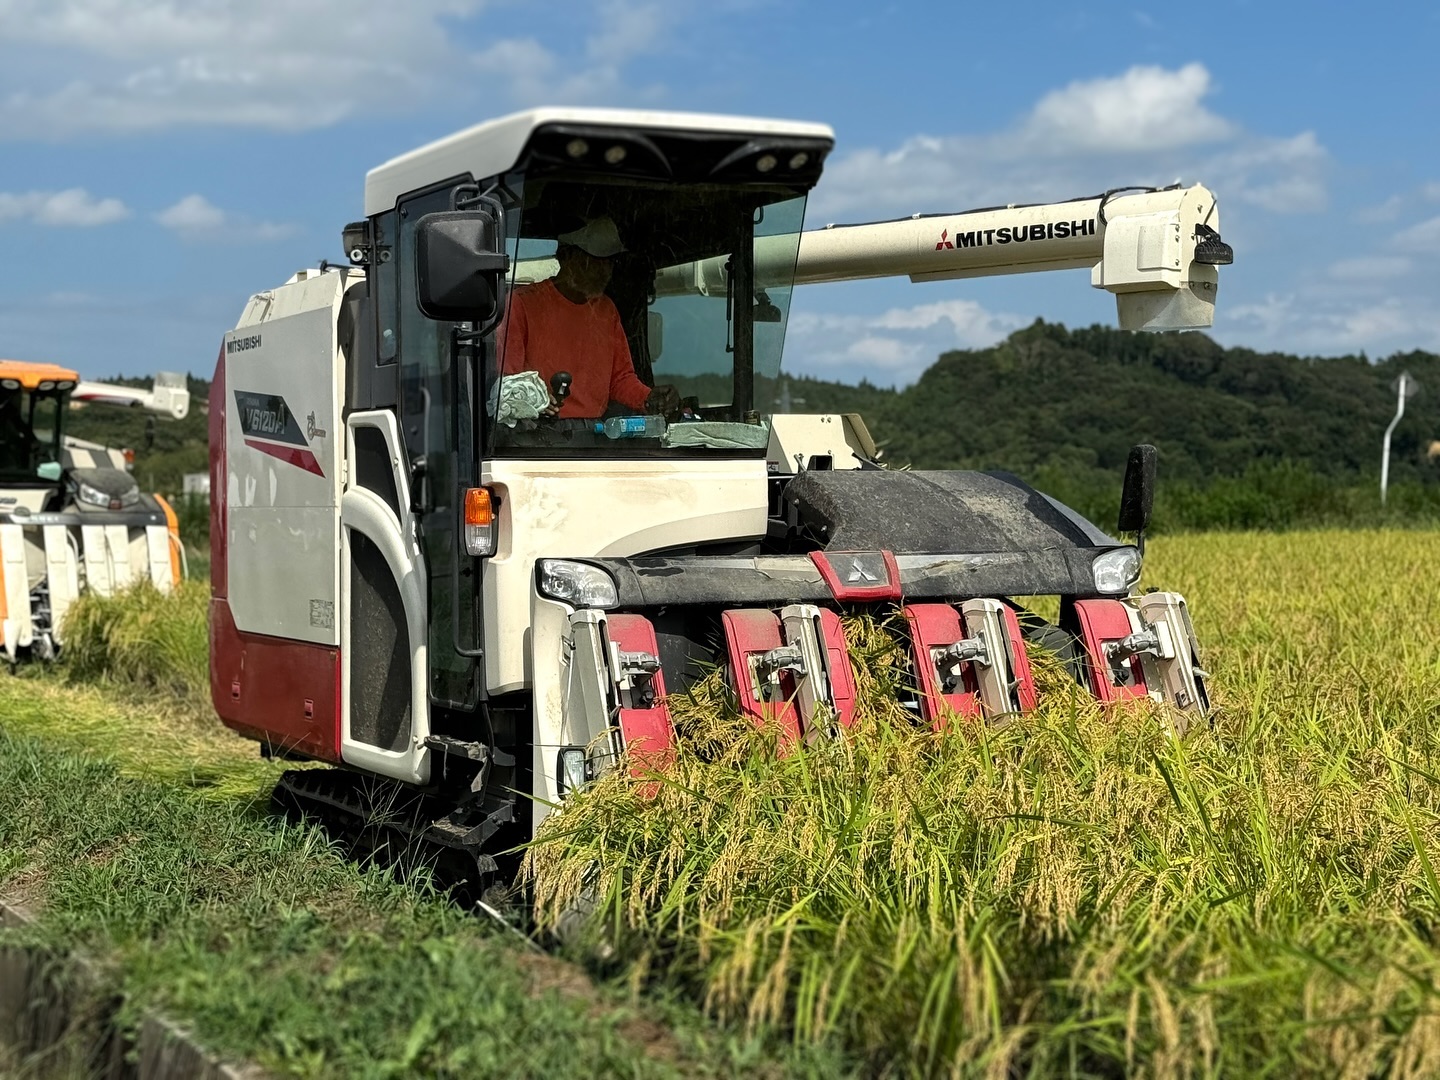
top-left (558, 216), bottom-right (626, 258)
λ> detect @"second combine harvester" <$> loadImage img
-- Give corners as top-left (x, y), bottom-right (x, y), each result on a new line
top-left (211, 108), bottom-right (1231, 877)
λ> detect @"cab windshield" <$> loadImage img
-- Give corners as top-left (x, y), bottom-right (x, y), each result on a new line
top-left (487, 174), bottom-right (807, 455)
top-left (0, 389), bottom-right (64, 482)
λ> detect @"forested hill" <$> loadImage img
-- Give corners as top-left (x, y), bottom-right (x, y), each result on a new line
top-left (64, 326), bottom-right (1440, 530)
top-left (793, 321), bottom-right (1440, 487)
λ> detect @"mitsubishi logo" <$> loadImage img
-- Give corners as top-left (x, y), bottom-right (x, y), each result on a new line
top-left (846, 557), bottom-right (880, 584)
top-left (935, 229), bottom-right (954, 251)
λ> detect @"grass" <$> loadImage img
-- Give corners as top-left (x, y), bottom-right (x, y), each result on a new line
top-left (0, 685), bottom-right (850, 1078)
top-left (527, 529), bottom-right (1440, 1077)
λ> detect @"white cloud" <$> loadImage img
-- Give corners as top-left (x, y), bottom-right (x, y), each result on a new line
top-left (809, 63), bottom-right (1326, 223)
top-left (154, 193), bottom-right (294, 241)
top-left (1392, 214), bottom-right (1440, 254)
top-left (1221, 289), bottom-right (1440, 356)
top-left (0, 187), bottom-right (129, 225)
top-left (786, 293), bottom-right (1025, 386)
top-left (0, 0), bottom-right (674, 138)
top-left (1424, 182), bottom-right (1440, 202)
top-left (155, 194), bottom-right (225, 231)
top-left (1208, 132), bottom-right (1327, 213)
top-left (1357, 194), bottom-right (1406, 223)
top-left (1023, 63), bottom-right (1233, 153)
top-left (1328, 255), bottom-right (1413, 281)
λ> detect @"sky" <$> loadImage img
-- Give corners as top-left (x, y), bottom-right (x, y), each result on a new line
top-left (0, 0), bottom-right (1437, 388)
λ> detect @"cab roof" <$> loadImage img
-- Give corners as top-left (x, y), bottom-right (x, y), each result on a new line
top-left (364, 107), bottom-right (835, 217)
top-left (0, 360), bottom-right (79, 389)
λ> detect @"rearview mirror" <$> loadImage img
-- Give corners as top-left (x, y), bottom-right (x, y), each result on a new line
top-left (1117, 444), bottom-right (1157, 535)
top-left (415, 210), bottom-right (511, 325)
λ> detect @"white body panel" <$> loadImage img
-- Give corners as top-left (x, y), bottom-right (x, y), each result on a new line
top-left (42, 526), bottom-right (78, 641)
top-left (485, 457), bottom-right (768, 696)
top-left (0, 525), bottom-right (30, 654)
top-left (339, 411), bottom-right (432, 784)
top-left (365, 107), bottom-right (833, 216)
top-left (510, 457), bottom-right (765, 832)
top-left (223, 272), bottom-right (349, 648)
top-left (767, 413), bottom-right (877, 471)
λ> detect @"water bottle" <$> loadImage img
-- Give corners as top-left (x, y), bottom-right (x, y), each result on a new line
top-left (595, 416), bottom-right (667, 439)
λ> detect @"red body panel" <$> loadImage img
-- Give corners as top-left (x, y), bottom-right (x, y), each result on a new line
top-left (809, 550), bottom-right (902, 602)
top-left (1073, 599), bottom-right (1148, 704)
top-left (605, 614), bottom-right (676, 772)
top-left (242, 438), bottom-right (325, 477)
top-left (999, 605), bottom-right (1038, 712)
top-left (817, 608), bottom-right (858, 729)
top-left (210, 598), bottom-right (342, 762)
top-left (903, 603), bottom-right (982, 726)
top-left (721, 608), bottom-right (802, 748)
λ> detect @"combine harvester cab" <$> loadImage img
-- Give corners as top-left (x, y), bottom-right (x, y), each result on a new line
top-left (212, 108), bottom-right (1226, 873)
top-left (0, 361), bottom-right (189, 663)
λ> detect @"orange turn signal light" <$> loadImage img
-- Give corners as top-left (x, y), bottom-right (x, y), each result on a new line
top-left (464, 487), bottom-right (494, 527)
top-left (463, 487), bottom-right (497, 557)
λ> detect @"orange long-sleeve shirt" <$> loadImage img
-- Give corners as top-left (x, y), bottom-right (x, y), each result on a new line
top-left (498, 279), bottom-right (651, 418)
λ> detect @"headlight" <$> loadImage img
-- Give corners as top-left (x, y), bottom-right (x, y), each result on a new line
top-left (76, 480), bottom-right (111, 508)
top-left (1092, 547), bottom-right (1142, 594)
top-left (76, 478), bottom-right (141, 510)
top-left (537, 559), bottom-right (618, 609)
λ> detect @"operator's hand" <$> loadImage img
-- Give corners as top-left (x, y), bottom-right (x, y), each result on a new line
top-left (542, 394), bottom-right (561, 418)
top-left (645, 384), bottom-right (681, 420)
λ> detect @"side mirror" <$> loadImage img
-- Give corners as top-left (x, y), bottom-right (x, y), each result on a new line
top-left (1117, 444), bottom-right (1157, 536)
top-left (415, 210), bottom-right (511, 325)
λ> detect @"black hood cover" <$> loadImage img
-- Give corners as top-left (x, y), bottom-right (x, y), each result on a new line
top-left (71, 467), bottom-right (139, 498)
top-left (784, 469), bottom-right (1111, 555)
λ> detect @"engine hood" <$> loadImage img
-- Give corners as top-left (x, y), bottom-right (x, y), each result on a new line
top-left (783, 468), bottom-right (1116, 555)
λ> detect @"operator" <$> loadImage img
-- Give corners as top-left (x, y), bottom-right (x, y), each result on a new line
top-left (0, 392), bottom-right (34, 473)
top-left (498, 217), bottom-right (680, 419)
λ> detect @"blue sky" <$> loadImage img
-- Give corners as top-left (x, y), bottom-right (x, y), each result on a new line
top-left (1, 0), bottom-right (1437, 387)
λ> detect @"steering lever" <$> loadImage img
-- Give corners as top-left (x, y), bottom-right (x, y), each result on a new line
top-left (550, 371), bottom-right (572, 407)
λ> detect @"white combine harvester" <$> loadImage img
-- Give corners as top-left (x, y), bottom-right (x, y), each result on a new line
top-left (0, 360), bottom-right (190, 663)
top-left (211, 108), bottom-right (1229, 880)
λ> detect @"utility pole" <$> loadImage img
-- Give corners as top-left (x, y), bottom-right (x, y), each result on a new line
top-left (1381, 371), bottom-right (1420, 506)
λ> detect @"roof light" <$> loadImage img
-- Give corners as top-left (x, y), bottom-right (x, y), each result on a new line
top-left (37, 380), bottom-right (54, 391)
top-left (56, 381), bottom-right (74, 390)
top-left (1, 380), bottom-right (18, 390)
top-left (788, 152), bottom-right (809, 169)
top-left (604, 144), bottom-right (627, 165)
top-left (566, 138), bottom-right (589, 159)
top-left (755, 154), bottom-right (778, 173)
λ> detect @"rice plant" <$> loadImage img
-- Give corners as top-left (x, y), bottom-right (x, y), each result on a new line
top-left (61, 578), bottom-right (209, 710)
top-left (527, 530), bottom-right (1440, 1078)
